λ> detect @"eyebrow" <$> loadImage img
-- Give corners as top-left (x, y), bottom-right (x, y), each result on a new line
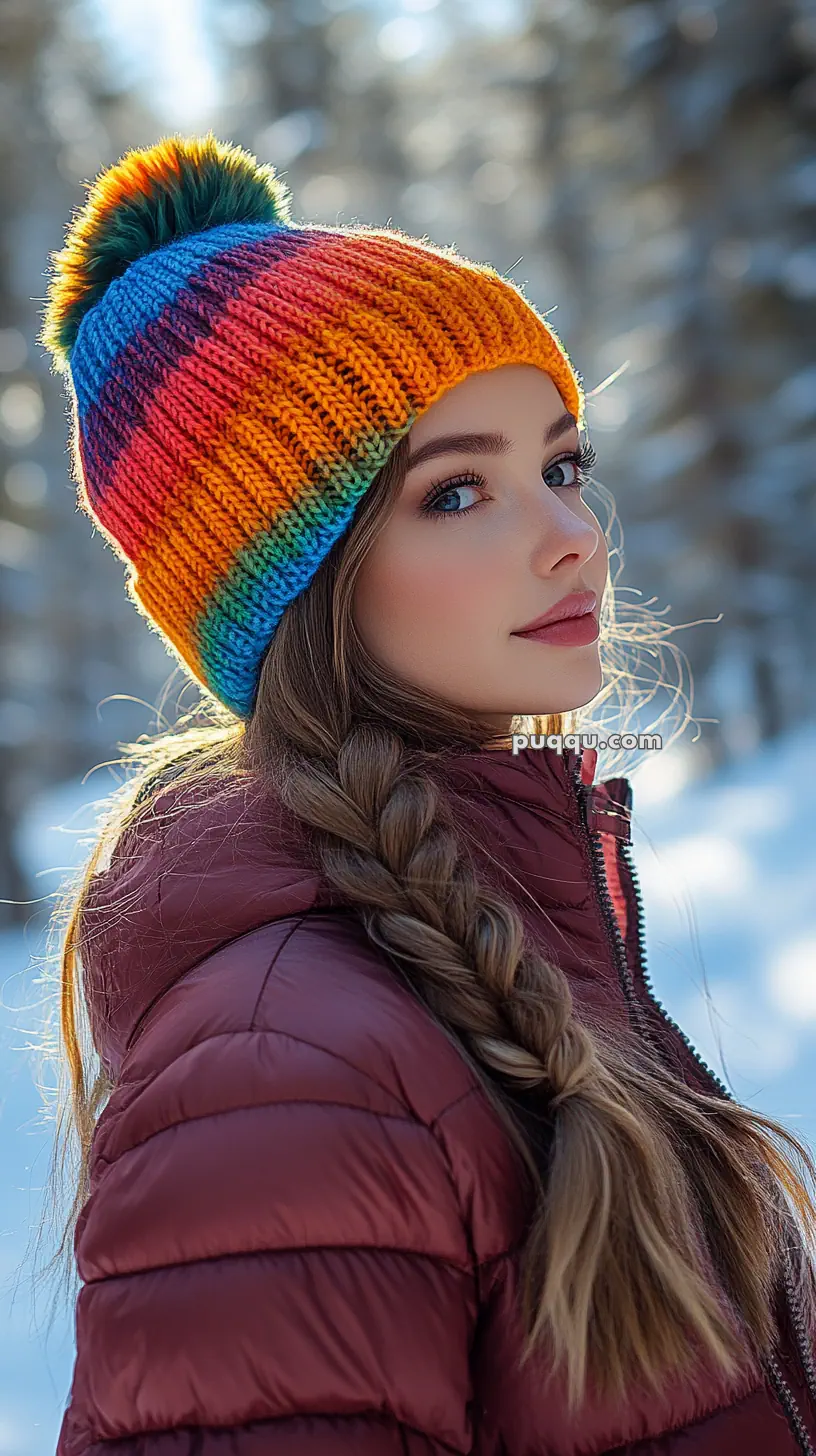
top-left (405, 410), bottom-right (578, 472)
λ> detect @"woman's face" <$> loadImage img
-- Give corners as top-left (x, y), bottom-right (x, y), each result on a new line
top-left (352, 363), bottom-right (608, 728)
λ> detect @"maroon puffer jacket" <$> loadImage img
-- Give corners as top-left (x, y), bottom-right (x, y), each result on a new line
top-left (57, 743), bottom-right (816, 1455)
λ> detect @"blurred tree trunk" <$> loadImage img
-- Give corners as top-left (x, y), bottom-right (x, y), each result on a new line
top-left (0, 0), bottom-right (56, 925)
top-left (0, 0), bottom-right (171, 925)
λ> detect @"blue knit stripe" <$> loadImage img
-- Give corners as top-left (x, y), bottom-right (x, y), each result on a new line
top-left (70, 222), bottom-right (298, 416)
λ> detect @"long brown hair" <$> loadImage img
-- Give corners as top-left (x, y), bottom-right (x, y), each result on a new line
top-left (24, 431), bottom-right (816, 1415)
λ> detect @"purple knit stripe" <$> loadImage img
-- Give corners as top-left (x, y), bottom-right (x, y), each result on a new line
top-left (78, 229), bottom-right (312, 495)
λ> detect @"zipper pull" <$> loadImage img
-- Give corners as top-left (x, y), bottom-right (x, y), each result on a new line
top-left (587, 778), bottom-right (633, 842)
top-left (568, 747), bottom-right (632, 841)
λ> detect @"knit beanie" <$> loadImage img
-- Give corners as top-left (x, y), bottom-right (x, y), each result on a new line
top-left (40, 131), bottom-right (584, 720)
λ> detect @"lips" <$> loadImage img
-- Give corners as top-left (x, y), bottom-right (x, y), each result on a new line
top-left (513, 589), bottom-right (598, 636)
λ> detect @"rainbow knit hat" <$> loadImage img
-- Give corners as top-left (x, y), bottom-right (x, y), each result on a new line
top-left (40, 132), bottom-right (584, 720)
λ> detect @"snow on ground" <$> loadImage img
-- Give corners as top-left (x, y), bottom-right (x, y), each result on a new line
top-left (626, 719), bottom-right (815, 1146)
top-left (1, 728), bottom-right (814, 1453)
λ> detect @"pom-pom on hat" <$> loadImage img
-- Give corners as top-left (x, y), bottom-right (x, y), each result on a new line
top-left (40, 131), bottom-right (584, 720)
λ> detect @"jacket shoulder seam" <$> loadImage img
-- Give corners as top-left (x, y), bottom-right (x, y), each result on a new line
top-left (249, 912), bottom-right (311, 1029)
top-left (245, 914), bottom-right (483, 1133)
top-left (125, 905), bottom-right (353, 1057)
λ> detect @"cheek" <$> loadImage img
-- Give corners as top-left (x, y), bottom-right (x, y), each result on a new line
top-left (355, 527), bottom-right (506, 640)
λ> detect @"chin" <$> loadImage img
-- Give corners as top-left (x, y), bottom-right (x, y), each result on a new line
top-left (524, 660), bottom-right (604, 716)
top-left (440, 650), bottom-right (604, 719)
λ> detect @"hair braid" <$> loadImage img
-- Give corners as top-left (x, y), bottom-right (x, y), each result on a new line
top-left (277, 719), bottom-right (589, 1096)
top-left (264, 717), bottom-right (765, 1411)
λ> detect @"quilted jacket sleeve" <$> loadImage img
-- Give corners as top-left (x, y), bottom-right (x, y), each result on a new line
top-left (57, 924), bottom-right (479, 1455)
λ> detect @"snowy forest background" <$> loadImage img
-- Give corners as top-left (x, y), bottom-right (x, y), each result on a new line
top-left (0, 0), bottom-right (815, 1450)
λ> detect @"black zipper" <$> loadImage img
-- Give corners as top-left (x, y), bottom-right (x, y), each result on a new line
top-left (783, 1253), bottom-right (816, 1410)
top-left (765, 1351), bottom-right (816, 1456)
top-left (565, 756), bottom-right (663, 1055)
top-left (565, 752), bottom-right (816, 1455)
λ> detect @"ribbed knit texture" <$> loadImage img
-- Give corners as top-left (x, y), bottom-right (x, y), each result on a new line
top-left (41, 134), bottom-right (584, 719)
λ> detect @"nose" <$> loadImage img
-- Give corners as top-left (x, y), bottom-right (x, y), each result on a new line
top-left (528, 491), bottom-right (600, 577)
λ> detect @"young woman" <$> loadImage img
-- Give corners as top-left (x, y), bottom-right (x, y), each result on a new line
top-left (38, 133), bottom-right (816, 1454)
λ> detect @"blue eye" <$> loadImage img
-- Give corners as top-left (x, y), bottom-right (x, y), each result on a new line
top-left (420, 438), bottom-right (597, 522)
top-left (545, 458), bottom-right (580, 488)
top-left (544, 440), bottom-right (597, 489)
top-left (421, 474), bottom-right (485, 520)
